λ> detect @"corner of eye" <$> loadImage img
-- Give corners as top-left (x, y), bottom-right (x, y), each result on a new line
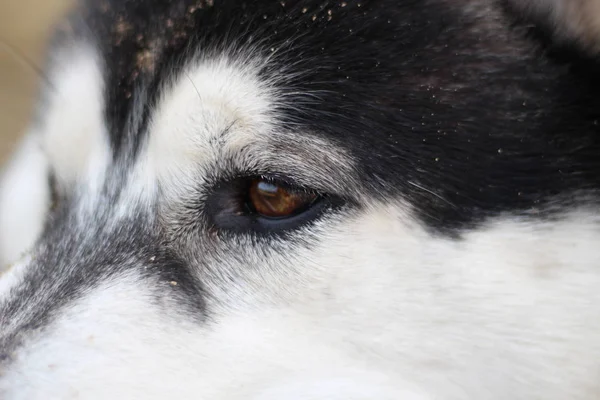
top-left (509, 0), bottom-right (600, 53)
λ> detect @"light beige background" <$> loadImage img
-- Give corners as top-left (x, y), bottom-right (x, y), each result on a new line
top-left (0, 0), bottom-right (73, 163)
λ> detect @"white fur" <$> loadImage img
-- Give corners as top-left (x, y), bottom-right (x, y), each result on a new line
top-left (141, 55), bottom-right (278, 200)
top-left (42, 45), bottom-right (110, 194)
top-left (511, 0), bottom-right (600, 52)
top-left (2, 205), bottom-right (600, 399)
top-left (1, 48), bottom-right (600, 399)
top-left (141, 54), bottom-right (357, 206)
top-left (0, 46), bottom-right (110, 268)
top-left (0, 134), bottom-right (49, 267)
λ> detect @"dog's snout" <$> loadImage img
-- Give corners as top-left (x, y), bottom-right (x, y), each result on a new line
top-left (255, 376), bottom-right (430, 400)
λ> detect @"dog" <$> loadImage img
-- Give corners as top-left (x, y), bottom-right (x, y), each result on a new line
top-left (1, 0), bottom-right (600, 398)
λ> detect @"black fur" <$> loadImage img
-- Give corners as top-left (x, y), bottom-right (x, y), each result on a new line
top-left (4, 0), bottom-right (600, 356)
top-left (0, 187), bottom-right (206, 359)
top-left (51, 0), bottom-right (600, 233)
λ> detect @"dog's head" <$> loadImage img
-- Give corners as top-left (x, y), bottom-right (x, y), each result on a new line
top-left (1, 0), bottom-right (600, 398)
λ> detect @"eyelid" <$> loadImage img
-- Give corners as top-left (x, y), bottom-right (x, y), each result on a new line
top-left (203, 173), bottom-right (346, 235)
top-left (202, 170), bottom-right (357, 213)
top-left (202, 168), bottom-right (323, 198)
top-left (254, 175), bottom-right (320, 196)
top-left (207, 149), bottom-right (356, 199)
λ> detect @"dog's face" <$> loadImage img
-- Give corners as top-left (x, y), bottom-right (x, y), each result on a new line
top-left (1, 0), bottom-right (600, 398)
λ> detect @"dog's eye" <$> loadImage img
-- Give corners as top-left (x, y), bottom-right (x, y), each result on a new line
top-left (247, 179), bottom-right (318, 218)
top-left (206, 176), bottom-right (334, 234)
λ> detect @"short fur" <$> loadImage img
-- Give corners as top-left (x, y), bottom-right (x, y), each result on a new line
top-left (1, 0), bottom-right (600, 398)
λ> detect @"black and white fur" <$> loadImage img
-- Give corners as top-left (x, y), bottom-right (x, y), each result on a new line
top-left (1, 0), bottom-right (600, 398)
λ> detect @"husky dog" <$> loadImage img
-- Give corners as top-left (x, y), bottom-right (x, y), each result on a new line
top-left (1, 0), bottom-right (600, 398)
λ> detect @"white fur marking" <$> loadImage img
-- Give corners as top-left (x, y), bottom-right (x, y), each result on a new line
top-left (0, 135), bottom-right (48, 267)
top-left (42, 45), bottom-right (110, 190)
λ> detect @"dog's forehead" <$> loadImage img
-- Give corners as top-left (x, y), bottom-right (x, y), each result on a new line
top-left (44, 0), bottom-right (600, 232)
top-left (69, 0), bottom-right (445, 153)
top-left (61, 0), bottom-right (495, 175)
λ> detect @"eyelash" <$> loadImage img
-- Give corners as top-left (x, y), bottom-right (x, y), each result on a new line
top-left (46, 171), bottom-right (340, 235)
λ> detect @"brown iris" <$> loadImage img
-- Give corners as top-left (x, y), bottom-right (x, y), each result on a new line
top-left (248, 179), bottom-right (318, 218)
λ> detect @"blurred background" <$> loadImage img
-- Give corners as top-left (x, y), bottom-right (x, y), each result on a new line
top-left (0, 0), bottom-right (73, 163)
